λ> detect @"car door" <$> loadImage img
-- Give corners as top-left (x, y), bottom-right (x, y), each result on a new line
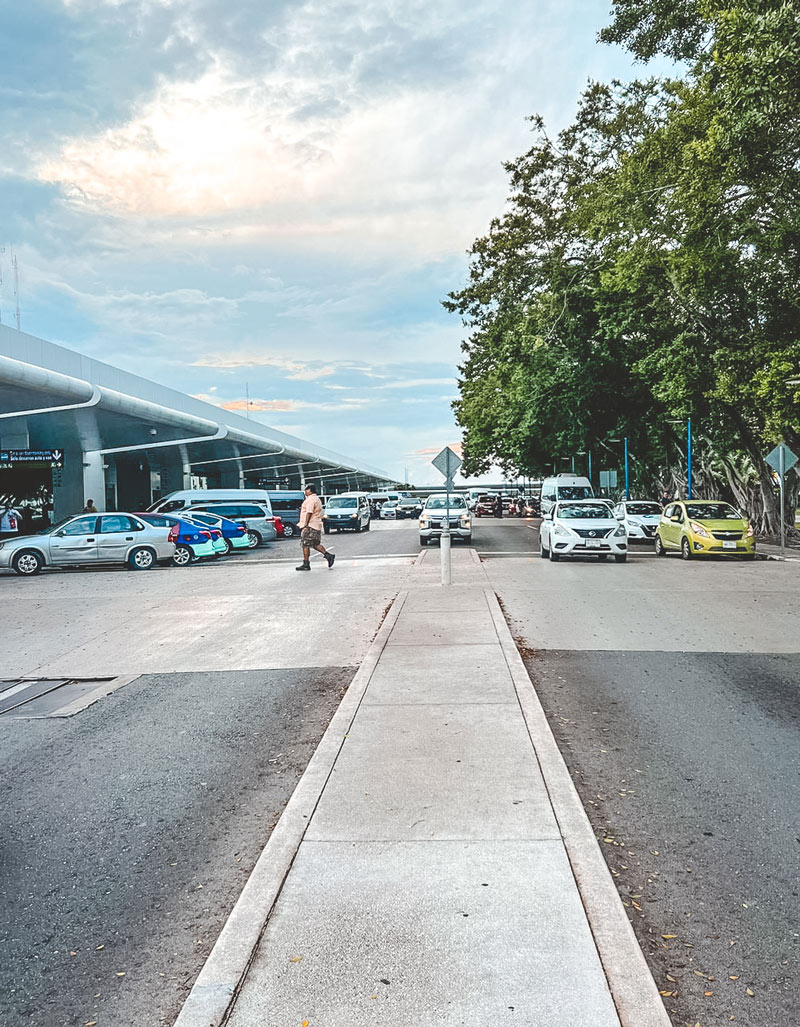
top-left (97, 514), bottom-right (141, 563)
top-left (661, 504), bottom-right (681, 547)
top-left (540, 509), bottom-right (552, 549)
top-left (49, 515), bottom-right (100, 564)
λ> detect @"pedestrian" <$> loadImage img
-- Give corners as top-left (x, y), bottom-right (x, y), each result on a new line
top-left (83, 499), bottom-right (98, 514)
top-left (0, 503), bottom-right (21, 540)
top-left (659, 489), bottom-right (672, 508)
top-left (296, 484), bottom-right (335, 571)
top-left (494, 494), bottom-right (503, 518)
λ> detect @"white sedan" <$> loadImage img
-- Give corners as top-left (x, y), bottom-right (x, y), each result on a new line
top-left (613, 500), bottom-right (663, 543)
top-left (539, 501), bottom-right (628, 562)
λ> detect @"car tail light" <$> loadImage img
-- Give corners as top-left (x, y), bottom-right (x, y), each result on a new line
top-left (199, 530), bottom-right (212, 539)
top-left (274, 516), bottom-right (284, 533)
top-left (168, 525), bottom-right (179, 542)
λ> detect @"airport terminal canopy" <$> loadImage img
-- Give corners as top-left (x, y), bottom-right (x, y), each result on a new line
top-left (0, 326), bottom-right (393, 518)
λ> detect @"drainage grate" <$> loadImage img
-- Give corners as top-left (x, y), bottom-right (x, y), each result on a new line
top-left (0, 676), bottom-right (131, 718)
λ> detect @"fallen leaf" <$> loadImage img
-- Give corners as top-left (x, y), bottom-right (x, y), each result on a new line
top-left (704, 990), bottom-right (713, 996)
top-left (96, 945), bottom-right (104, 951)
top-left (729, 975), bottom-right (739, 980)
top-left (662, 934), bottom-right (677, 940)
top-left (666, 974), bottom-right (677, 982)
top-left (116, 972), bottom-right (126, 977)
top-left (746, 988), bottom-right (755, 997)
top-left (289, 956), bottom-right (304, 963)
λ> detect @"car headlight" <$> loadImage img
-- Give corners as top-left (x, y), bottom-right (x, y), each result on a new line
top-left (689, 520), bottom-right (710, 538)
top-left (627, 519), bottom-right (641, 528)
top-left (553, 524), bottom-right (572, 536)
top-left (746, 523), bottom-right (754, 538)
top-left (420, 517), bottom-right (429, 526)
top-left (614, 525), bottom-right (626, 537)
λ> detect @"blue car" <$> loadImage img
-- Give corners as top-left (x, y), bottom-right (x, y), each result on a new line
top-left (137, 512), bottom-right (219, 566)
top-left (182, 511), bottom-right (250, 554)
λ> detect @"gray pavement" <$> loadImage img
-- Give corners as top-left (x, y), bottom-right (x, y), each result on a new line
top-left (175, 547), bottom-right (670, 1027)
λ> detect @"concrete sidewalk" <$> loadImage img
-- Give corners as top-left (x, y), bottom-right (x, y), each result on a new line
top-left (174, 548), bottom-right (670, 1027)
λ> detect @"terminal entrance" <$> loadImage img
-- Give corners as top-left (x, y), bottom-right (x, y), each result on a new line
top-left (0, 456), bottom-right (57, 531)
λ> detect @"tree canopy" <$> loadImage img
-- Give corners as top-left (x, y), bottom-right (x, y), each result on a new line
top-left (447, 0), bottom-right (800, 532)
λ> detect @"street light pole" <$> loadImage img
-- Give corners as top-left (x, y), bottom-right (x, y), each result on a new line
top-left (687, 418), bottom-right (692, 500)
top-left (624, 437), bottom-right (630, 499)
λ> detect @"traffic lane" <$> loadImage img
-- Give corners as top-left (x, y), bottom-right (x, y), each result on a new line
top-left (486, 550), bottom-right (800, 652)
top-left (0, 666), bottom-right (355, 1027)
top-left (2, 547), bottom-right (415, 678)
top-left (521, 649), bottom-right (800, 1027)
top-left (469, 515), bottom-right (537, 554)
top-left (239, 518), bottom-right (423, 562)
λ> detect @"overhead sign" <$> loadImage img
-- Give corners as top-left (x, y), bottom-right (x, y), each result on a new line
top-left (765, 444), bottom-right (798, 475)
top-left (432, 446), bottom-right (462, 480)
top-left (0, 448), bottom-right (64, 468)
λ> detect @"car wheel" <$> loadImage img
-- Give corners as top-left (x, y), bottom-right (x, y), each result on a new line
top-left (221, 538), bottom-right (233, 555)
top-left (245, 530), bottom-right (261, 549)
top-left (282, 522), bottom-right (296, 538)
top-left (548, 547), bottom-right (560, 562)
top-left (463, 534), bottom-right (472, 544)
top-left (654, 535), bottom-right (667, 556)
top-left (12, 550), bottom-right (43, 576)
top-left (129, 547), bottom-right (155, 570)
top-left (323, 524), bottom-right (330, 534)
top-left (365, 519), bottom-right (371, 531)
top-left (614, 554), bottom-right (627, 563)
top-left (539, 544), bottom-right (547, 558)
top-left (172, 544), bottom-right (194, 567)
top-left (419, 536), bottom-right (427, 546)
top-left (354, 523), bottom-right (361, 533)
top-left (681, 537), bottom-right (692, 560)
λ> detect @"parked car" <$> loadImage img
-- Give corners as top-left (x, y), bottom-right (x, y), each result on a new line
top-left (137, 512), bottom-right (222, 565)
top-left (655, 501), bottom-right (755, 559)
top-left (323, 493), bottom-right (371, 533)
top-left (185, 501), bottom-right (277, 548)
top-left (148, 488), bottom-right (274, 517)
top-left (0, 512), bottom-right (175, 576)
top-left (179, 511), bottom-right (250, 554)
top-left (539, 500), bottom-right (628, 562)
top-left (380, 501), bottom-right (399, 520)
top-left (419, 493), bottom-right (472, 545)
top-left (613, 500), bottom-right (664, 543)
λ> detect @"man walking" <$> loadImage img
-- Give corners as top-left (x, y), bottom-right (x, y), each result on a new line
top-left (296, 484), bottom-right (335, 571)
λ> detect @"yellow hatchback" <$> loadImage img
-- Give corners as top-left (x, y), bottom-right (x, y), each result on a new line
top-left (655, 501), bottom-right (756, 560)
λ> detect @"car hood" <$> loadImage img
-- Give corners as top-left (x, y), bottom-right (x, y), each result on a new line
top-left (689, 518), bottom-right (747, 530)
top-left (0, 533), bottom-right (51, 550)
top-left (558, 518), bottom-right (617, 530)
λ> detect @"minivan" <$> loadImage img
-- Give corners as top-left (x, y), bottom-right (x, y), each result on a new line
top-left (539, 475), bottom-right (594, 516)
top-left (323, 492), bottom-right (371, 533)
top-left (148, 488), bottom-right (274, 517)
top-left (266, 491), bottom-right (305, 538)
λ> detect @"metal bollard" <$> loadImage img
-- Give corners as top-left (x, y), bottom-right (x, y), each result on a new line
top-left (440, 528), bottom-right (452, 585)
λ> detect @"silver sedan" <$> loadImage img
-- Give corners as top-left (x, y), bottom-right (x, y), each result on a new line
top-left (0, 512), bottom-right (175, 576)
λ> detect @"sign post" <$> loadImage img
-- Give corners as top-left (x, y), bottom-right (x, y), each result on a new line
top-left (432, 446), bottom-right (462, 585)
top-left (766, 443), bottom-right (799, 558)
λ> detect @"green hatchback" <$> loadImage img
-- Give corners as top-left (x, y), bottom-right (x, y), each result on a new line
top-left (655, 501), bottom-right (756, 560)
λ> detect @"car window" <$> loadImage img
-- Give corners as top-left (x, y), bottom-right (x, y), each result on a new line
top-left (235, 505), bottom-right (267, 516)
top-left (557, 486), bottom-right (593, 500)
top-left (99, 514), bottom-right (136, 533)
top-left (327, 497), bottom-right (358, 509)
top-left (557, 503), bottom-right (614, 519)
top-left (160, 500), bottom-right (186, 512)
top-left (141, 515), bottom-right (168, 527)
top-left (200, 505), bottom-right (236, 517)
top-left (425, 496), bottom-right (467, 509)
top-left (60, 516), bottom-right (98, 536)
top-left (626, 503), bottom-right (662, 516)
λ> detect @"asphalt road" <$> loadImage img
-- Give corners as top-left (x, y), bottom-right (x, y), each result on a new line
top-left (3, 516), bottom-right (798, 1027)
top-left (483, 517), bottom-right (800, 1027)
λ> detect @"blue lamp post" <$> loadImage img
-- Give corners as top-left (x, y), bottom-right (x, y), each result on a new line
top-left (624, 437), bottom-right (630, 499)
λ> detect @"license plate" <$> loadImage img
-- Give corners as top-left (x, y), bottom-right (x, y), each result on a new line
top-left (723, 540), bottom-right (737, 549)
top-left (586, 539), bottom-right (602, 549)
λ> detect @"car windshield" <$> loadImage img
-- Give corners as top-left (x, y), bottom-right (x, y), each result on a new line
top-left (327, 497), bottom-right (357, 509)
top-left (558, 486), bottom-right (593, 500)
top-left (558, 503), bottom-right (613, 519)
top-left (37, 516), bottom-right (74, 535)
top-left (685, 503), bottom-right (741, 520)
top-left (426, 496), bottom-right (466, 509)
top-left (626, 503), bottom-right (662, 516)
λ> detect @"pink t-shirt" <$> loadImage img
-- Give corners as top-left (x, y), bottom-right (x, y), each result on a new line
top-left (300, 494), bottom-right (323, 531)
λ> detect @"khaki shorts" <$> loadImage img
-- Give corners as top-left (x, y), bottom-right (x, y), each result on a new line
top-left (301, 526), bottom-right (322, 547)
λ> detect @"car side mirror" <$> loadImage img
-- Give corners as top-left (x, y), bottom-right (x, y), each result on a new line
top-left (670, 514), bottom-right (681, 522)
top-left (616, 512), bottom-right (625, 520)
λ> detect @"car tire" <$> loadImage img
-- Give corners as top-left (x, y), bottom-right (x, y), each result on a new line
top-left (282, 522), bottom-right (296, 538)
top-left (654, 535), bottom-right (667, 556)
top-left (463, 534), bottom-right (472, 544)
top-left (419, 536), bottom-right (427, 546)
top-left (221, 538), bottom-right (233, 555)
top-left (323, 525), bottom-right (330, 534)
top-left (681, 537), bottom-right (692, 560)
top-left (354, 523), bottom-right (361, 533)
top-left (365, 519), bottom-right (371, 531)
top-left (539, 545), bottom-right (547, 558)
top-left (12, 550), bottom-right (43, 576)
top-left (129, 547), bottom-right (155, 570)
top-left (246, 530), bottom-right (262, 549)
top-left (548, 547), bottom-right (560, 562)
top-left (614, 554), bottom-right (627, 563)
top-left (172, 544), bottom-right (195, 567)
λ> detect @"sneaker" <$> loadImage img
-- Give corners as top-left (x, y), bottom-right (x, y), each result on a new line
top-left (325, 551), bottom-right (335, 568)
top-left (295, 563), bottom-right (311, 571)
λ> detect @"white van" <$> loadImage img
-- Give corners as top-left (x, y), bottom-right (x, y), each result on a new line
top-left (148, 488), bottom-right (274, 517)
top-left (322, 492), bottom-right (371, 533)
top-left (539, 475), bottom-right (594, 515)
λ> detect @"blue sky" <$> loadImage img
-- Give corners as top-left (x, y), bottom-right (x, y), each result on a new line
top-left (1, 1), bottom-right (663, 483)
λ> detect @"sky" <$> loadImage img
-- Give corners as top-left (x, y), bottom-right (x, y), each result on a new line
top-left (0, 0), bottom-right (661, 484)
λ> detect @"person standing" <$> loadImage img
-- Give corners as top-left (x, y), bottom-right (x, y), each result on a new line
top-left (0, 503), bottom-right (21, 540)
top-left (83, 499), bottom-right (99, 514)
top-left (296, 484), bottom-right (335, 571)
top-left (493, 494), bottom-right (503, 518)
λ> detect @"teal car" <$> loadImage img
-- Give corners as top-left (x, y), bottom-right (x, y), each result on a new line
top-left (183, 512), bottom-right (250, 554)
top-left (137, 512), bottom-right (220, 565)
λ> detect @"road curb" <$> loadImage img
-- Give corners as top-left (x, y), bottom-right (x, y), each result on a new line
top-left (172, 589), bottom-right (410, 1027)
top-left (485, 590), bottom-right (672, 1027)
